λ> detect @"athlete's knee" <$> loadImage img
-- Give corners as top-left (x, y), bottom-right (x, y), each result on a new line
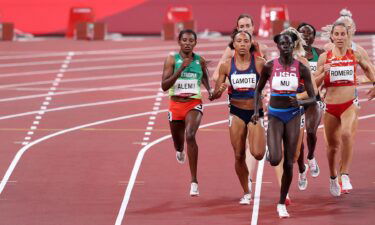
top-left (185, 130), bottom-right (197, 143)
top-left (252, 151), bottom-right (265, 161)
top-left (269, 155), bottom-right (282, 167)
top-left (234, 151), bottom-right (246, 162)
top-left (341, 130), bottom-right (352, 142)
top-left (326, 144), bottom-right (340, 154)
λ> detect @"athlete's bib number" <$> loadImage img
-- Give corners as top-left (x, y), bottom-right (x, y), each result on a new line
top-left (329, 66), bottom-right (354, 82)
top-left (231, 73), bottom-right (256, 90)
top-left (174, 79), bottom-right (198, 96)
top-left (272, 76), bottom-right (298, 91)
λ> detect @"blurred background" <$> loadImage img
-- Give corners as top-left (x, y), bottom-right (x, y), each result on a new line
top-left (0, 0), bottom-right (374, 38)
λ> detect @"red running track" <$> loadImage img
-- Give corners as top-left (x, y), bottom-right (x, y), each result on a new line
top-left (0, 36), bottom-right (374, 225)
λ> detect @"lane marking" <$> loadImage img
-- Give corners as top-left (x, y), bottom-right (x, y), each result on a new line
top-left (0, 50), bottom-right (223, 68)
top-left (0, 71), bottom-right (161, 89)
top-left (0, 101), bottom-right (227, 195)
top-left (114, 120), bottom-right (227, 225)
top-left (250, 113), bottom-right (375, 225)
top-left (140, 88), bottom-right (164, 146)
top-left (20, 52), bottom-right (74, 145)
top-left (0, 42), bottom-right (228, 60)
top-left (0, 82), bottom-right (160, 103)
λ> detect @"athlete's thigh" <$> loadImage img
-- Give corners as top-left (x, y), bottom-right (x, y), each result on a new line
top-left (284, 114), bottom-right (301, 160)
top-left (169, 120), bottom-right (185, 147)
top-left (323, 112), bottom-right (341, 146)
top-left (267, 116), bottom-right (284, 162)
top-left (340, 105), bottom-right (358, 135)
top-left (305, 104), bottom-right (322, 131)
top-left (185, 109), bottom-right (203, 134)
top-left (229, 114), bottom-right (247, 152)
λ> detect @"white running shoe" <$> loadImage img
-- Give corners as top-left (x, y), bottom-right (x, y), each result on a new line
top-left (298, 164), bottom-right (308, 191)
top-left (239, 194), bottom-right (251, 205)
top-left (308, 158), bottom-right (320, 178)
top-left (341, 174), bottom-right (353, 193)
top-left (277, 204), bottom-right (290, 218)
top-left (176, 151), bottom-right (185, 164)
top-left (329, 177), bottom-right (341, 197)
top-left (190, 182), bottom-right (199, 196)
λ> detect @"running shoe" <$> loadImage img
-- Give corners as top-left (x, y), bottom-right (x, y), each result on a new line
top-left (277, 204), bottom-right (290, 218)
top-left (298, 164), bottom-right (308, 191)
top-left (329, 177), bottom-right (341, 197)
top-left (239, 194), bottom-right (251, 205)
top-left (190, 182), bottom-right (199, 196)
top-left (176, 151), bottom-right (185, 164)
top-left (308, 157), bottom-right (320, 177)
top-left (341, 174), bottom-right (353, 194)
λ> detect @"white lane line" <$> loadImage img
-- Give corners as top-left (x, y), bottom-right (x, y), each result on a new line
top-left (0, 101), bottom-right (227, 195)
top-left (0, 82), bottom-right (160, 102)
top-left (0, 56), bottom-right (220, 78)
top-left (251, 151), bottom-right (265, 225)
top-left (114, 119), bottom-right (227, 225)
top-left (20, 52), bottom-right (74, 145)
top-left (0, 51), bottom-right (223, 68)
top-left (0, 71), bottom-right (160, 90)
top-left (250, 113), bottom-right (375, 225)
top-left (0, 95), bottom-right (168, 120)
top-left (139, 88), bottom-right (164, 145)
top-left (0, 42), bottom-right (227, 60)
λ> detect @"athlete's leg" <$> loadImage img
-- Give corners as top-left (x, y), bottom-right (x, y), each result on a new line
top-left (305, 103), bottom-right (323, 160)
top-left (339, 105), bottom-right (358, 175)
top-left (297, 142), bottom-right (306, 173)
top-left (169, 121), bottom-right (185, 152)
top-left (279, 115), bottom-right (301, 204)
top-left (323, 112), bottom-right (341, 178)
top-left (229, 115), bottom-right (250, 193)
top-left (248, 119), bottom-right (266, 160)
top-left (267, 116), bottom-right (284, 167)
top-left (184, 110), bottom-right (203, 183)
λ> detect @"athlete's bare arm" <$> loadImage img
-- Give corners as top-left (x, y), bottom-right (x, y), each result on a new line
top-left (210, 60), bottom-right (230, 100)
top-left (161, 55), bottom-right (192, 91)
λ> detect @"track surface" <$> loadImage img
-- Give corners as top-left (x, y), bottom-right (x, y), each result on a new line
top-left (0, 36), bottom-right (374, 225)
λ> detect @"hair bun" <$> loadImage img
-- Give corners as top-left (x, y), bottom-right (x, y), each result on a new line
top-left (340, 8), bottom-right (352, 18)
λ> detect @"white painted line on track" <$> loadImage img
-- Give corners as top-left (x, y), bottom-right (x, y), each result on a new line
top-left (0, 94), bottom-right (172, 121)
top-left (0, 42), bottom-right (228, 60)
top-left (250, 113), bottom-right (375, 225)
top-left (0, 71), bottom-right (160, 89)
top-left (114, 119), bottom-right (228, 225)
top-left (0, 101), bottom-right (228, 196)
top-left (20, 52), bottom-right (74, 145)
top-left (139, 87), bottom-right (164, 145)
top-left (0, 82), bottom-right (160, 103)
top-left (0, 50), bottom-right (223, 68)
top-left (0, 56), bottom-right (220, 78)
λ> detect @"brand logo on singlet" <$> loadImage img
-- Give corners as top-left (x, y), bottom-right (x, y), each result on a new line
top-left (231, 73), bottom-right (256, 90)
top-left (329, 66), bottom-right (354, 82)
